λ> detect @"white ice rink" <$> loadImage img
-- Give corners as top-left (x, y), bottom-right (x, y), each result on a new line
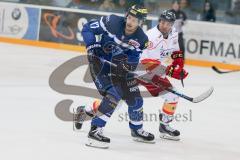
top-left (0, 42), bottom-right (240, 160)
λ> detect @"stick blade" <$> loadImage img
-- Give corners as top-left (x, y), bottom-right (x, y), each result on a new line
top-left (212, 66), bottom-right (224, 74)
top-left (192, 87), bottom-right (214, 103)
top-left (212, 66), bottom-right (240, 74)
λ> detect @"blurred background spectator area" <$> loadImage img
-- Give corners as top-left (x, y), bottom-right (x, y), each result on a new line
top-left (2, 0), bottom-right (240, 25)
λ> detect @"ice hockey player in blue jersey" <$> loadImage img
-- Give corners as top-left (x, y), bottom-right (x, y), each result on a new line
top-left (80, 5), bottom-right (155, 148)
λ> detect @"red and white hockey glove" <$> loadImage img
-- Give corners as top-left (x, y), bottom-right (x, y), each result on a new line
top-left (166, 51), bottom-right (188, 80)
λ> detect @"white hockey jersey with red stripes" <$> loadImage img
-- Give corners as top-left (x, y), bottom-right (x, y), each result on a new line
top-left (141, 26), bottom-right (180, 67)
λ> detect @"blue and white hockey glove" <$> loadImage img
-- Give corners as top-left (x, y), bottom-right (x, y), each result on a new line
top-left (86, 43), bottom-right (102, 62)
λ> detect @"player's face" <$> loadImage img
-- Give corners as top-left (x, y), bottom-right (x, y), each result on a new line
top-left (125, 14), bottom-right (140, 35)
top-left (158, 20), bottom-right (173, 37)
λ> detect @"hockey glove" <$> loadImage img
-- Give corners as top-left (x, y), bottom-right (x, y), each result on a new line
top-left (166, 65), bottom-right (188, 80)
top-left (86, 43), bottom-right (102, 62)
top-left (166, 51), bottom-right (188, 80)
top-left (171, 51), bottom-right (184, 68)
top-left (112, 54), bottom-right (131, 77)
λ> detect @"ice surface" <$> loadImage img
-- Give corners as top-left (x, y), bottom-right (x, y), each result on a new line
top-left (0, 42), bottom-right (240, 160)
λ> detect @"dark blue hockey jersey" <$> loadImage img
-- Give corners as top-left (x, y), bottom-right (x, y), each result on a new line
top-left (81, 14), bottom-right (148, 68)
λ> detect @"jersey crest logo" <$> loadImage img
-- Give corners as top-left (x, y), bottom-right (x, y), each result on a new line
top-left (144, 41), bottom-right (149, 48)
top-left (147, 41), bottom-right (154, 49)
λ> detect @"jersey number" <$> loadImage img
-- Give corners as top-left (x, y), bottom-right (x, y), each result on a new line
top-left (90, 22), bottom-right (100, 29)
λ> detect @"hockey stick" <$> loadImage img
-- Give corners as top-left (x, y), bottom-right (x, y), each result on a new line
top-left (137, 72), bottom-right (213, 103)
top-left (212, 66), bottom-right (240, 74)
top-left (165, 86), bottom-right (213, 103)
top-left (180, 70), bottom-right (185, 88)
top-left (97, 56), bottom-right (213, 103)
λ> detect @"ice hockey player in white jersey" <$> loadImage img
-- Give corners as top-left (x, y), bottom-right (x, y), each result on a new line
top-left (138, 9), bottom-right (188, 141)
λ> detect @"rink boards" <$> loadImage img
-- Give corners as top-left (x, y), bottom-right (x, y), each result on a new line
top-left (0, 1), bottom-right (240, 69)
